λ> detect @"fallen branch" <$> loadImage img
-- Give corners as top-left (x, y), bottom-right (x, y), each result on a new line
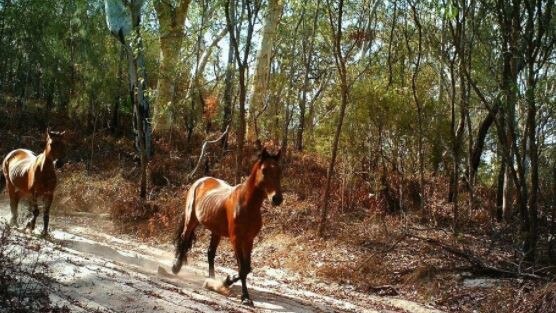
top-left (366, 285), bottom-right (399, 296)
top-left (409, 234), bottom-right (547, 281)
top-left (187, 126), bottom-right (229, 180)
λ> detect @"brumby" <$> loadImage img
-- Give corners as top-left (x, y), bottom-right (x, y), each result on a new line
top-left (1, 129), bottom-right (66, 236)
top-left (172, 147), bottom-right (283, 306)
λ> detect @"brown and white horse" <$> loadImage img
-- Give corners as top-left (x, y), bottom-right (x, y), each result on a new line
top-left (2, 129), bottom-right (66, 236)
top-left (172, 148), bottom-right (283, 306)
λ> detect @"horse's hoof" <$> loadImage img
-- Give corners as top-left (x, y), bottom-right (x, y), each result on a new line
top-left (241, 298), bottom-right (254, 307)
top-left (9, 218), bottom-right (18, 227)
top-left (40, 231), bottom-right (50, 239)
top-left (171, 263), bottom-right (181, 275)
top-left (224, 275), bottom-right (233, 287)
top-left (203, 278), bottom-right (230, 296)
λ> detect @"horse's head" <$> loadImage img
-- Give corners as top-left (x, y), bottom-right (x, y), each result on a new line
top-left (254, 148), bottom-right (283, 206)
top-left (46, 129), bottom-right (67, 168)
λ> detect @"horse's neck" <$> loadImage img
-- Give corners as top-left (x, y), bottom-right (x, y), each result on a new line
top-left (43, 143), bottom-right (53, 160)
top-left (37, 145), bottom-right (54, 171)
top-left (238, 174), bottom-right (265, 210)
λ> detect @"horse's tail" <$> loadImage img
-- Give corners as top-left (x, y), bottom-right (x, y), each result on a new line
top-left (173, 212), bottom-right (186, 252)
top-left (0, 157), bottom-right (6, 193)
top-left (0, 170), bottom-right (4, 193)
top-left (172, 179), bottom-right (202, 274)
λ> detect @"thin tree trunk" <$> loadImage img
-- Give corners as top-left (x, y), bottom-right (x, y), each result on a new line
top-left (221, 29), bottom-right (235, 150)
top-left (408, 2), bottom-right (425, 214)
top-left (105, 0), bottom-right (151, 198)
top-left (496, 158), bottom-right (505, 221)
top-left (386, 0), bottom-right (397, 88)
top-left (111, 46), bottom-right (125, 134)
top-left (295, 0), bottom-right (320, 151)
top-left (225, 0), bottom-right (259, 183)
top-left (319, 0), bottom-right (348, 237)
top-left (470, 107), bottom-right (498, 174)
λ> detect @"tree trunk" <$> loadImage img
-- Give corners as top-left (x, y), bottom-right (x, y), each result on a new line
top-left (295, 0), bottom-right (320, 151)
top-left (221, 32), bottom-right (235, 150)
top-left (235, 64), bottom-right (247, 183)
top-left (409, 3), bottom-right (425, 214)
top-left (319, 80), bottom-right (348, 237)
top-left (225, 0), bottom-right (259, 183)
top-left (280, 14), bottom-right (303, 164)
top-left (496, 159), bottom-right (505, 221)
top-left (111, 46), bottom-right (125, 134)
top-left (105, 0), bottom-right (151, 198)
top-left (247, 0), bottom-right (283, 141)
top-left (525, 70), bottom-right (538, 262)
top-left (153, 0), bottom-right (191, 133)
top-left (128, 49), bottom-right (148, 198)
top-left (319, 0), bottom-right (348, 237)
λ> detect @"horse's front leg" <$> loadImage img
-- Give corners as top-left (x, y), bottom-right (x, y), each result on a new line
top-left (24, 193), bottom-right (39, 232)
top-left (229, 237), bottom-right (254, 306)
top-left (41, 194), bottom-right (53, 237)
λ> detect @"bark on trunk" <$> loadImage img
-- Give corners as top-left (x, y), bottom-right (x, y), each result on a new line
top-left (153, 0), bottom-right (191, 132)
top-left (247, 0), bottom-right (283, 141)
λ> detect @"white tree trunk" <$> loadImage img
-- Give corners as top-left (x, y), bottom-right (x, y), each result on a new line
top-left (246, 0), bottom-right (283, 141)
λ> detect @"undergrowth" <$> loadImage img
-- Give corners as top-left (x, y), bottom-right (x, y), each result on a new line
top-left (1, 106), bottom-right (555, 313)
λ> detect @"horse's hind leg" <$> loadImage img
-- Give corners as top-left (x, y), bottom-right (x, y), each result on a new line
top-left (172, 215), bottom-right (198, 275)
top-left (207, 233), bottom-right (221, 278)
top-left (7, 184), bottom-right (19, 226)
top-left (24, 193), bottom-right (39, 232)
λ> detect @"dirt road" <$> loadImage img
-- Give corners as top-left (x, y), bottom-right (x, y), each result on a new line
top-left (0, 201), bottom-right (444, 313)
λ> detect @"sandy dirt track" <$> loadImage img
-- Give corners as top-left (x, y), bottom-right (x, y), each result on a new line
top-left (0, 201), bottom-right (444, 313)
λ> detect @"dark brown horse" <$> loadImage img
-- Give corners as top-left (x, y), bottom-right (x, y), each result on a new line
top-left (2, 129), bottom-right (66, 236)
top-left (172, 147), bottom-right (283, 306)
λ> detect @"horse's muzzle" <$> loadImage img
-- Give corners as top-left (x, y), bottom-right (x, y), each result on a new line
top-left (272, 194), bottom-right (283, 206)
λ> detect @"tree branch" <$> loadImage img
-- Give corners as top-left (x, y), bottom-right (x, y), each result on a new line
top-left (187, 126), bottom-right (230, 180)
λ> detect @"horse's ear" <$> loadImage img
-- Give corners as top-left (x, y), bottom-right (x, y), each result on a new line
top-left (259, 148), bottom-right (270, 160)
top-left (254, 139), bottom-right (262, 151)
top-left (46, 128), bottom-right (51, 138)
top-left (274, 148), bottom-right (282, 160)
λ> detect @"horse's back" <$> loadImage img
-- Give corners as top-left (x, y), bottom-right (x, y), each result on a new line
top-left (193, 176), bottom-right (235, 236)
top-left (3, 149), bottom-right (36, 190)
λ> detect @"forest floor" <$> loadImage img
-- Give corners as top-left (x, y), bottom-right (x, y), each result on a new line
top-left (0, 200), bottom-right (445, 313)
top-left (1, 105), bottom-right (554, 313)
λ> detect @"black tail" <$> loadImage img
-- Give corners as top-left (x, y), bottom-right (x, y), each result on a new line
top-left (0, 162), bottom-right (5, 193)
top-left (172, 213), bottom-right (196, 274)
top-left (172, 183), bottom-right (199, 275)
top-left (173, 213), bottom-right (185, 252)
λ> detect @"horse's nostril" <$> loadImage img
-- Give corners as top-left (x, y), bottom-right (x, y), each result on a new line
top-left (54, 159), bottom-right (65, 169)
top-left (272, 194), bottom-right (283, 205)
